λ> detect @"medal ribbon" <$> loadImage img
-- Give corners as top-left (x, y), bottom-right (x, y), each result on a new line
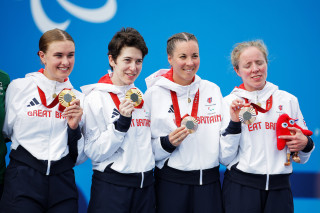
top-left (244, 95), bottom-right (273, 114)
top-left (170, 89), bottom-right (199, 127)
top-left (37, 87), bottom-right (70, 111)
top-left (97, 73), bottom-right (121, 110)
top-left (109, 93), bottom-right (121, 110)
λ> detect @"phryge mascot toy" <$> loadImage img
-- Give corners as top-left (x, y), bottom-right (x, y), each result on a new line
top-left (276, 114), bottom-right (313, 166)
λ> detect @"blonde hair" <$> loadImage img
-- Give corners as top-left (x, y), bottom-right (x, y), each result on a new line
top-left (231, 40), bottom-right (268, 70)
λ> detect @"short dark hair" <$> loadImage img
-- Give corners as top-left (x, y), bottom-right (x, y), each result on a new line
top-left (167, 32), bottom-right (198, 56)
top-left (108, 27), bottom-right (148, 70)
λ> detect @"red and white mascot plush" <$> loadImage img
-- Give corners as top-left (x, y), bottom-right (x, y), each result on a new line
top-left (276, 114), bottom-right (313, 166)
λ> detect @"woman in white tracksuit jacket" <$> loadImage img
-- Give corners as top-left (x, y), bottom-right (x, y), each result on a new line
top-left (82, 27), bottom-right (155, 213)
top-left (144, 32), bottom-right (230, 213)
top-left (220, 40), bottom-right (314, 213)
top-left (0, 29), bottom-right (86, 212)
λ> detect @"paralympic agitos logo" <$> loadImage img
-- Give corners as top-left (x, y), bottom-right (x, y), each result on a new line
top-left (31, 0), bottom-right (117, 33)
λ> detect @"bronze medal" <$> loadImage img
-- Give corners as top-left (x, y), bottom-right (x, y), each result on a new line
top-left (125, 88), bottom-right (143, 107)
top-left (239, 106), bottom-right (256, 125)
top-left (181, 116), bottom-right (198, 134)
top-left (58, 89), bottom-right (76, 107)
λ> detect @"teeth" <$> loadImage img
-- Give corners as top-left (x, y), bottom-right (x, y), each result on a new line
top-left (127, 74), bottom-right (135, 76)
top-left (59, 68), bottom-right (68, 71)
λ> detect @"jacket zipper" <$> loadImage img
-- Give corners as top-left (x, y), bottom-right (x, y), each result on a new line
top-left (260, 92), bottom-right (270, 190)
top-left (46, 84), bottom-right (56, 175)
top-left (188, 86), bottom-right (203, 185)
top-left (134, 110), bottom-right (144, 189)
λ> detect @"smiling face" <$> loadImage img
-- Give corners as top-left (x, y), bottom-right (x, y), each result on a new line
top-left (109, 46), bottom-right (143, 86)
top-left (168, 40), bottom-right (200, 86)
top-left (39, 40), bottom-right (75, 82)
top-left (236, 46), bottom-right (267, 91)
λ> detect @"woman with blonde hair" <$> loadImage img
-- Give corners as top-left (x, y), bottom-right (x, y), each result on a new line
top-left (221, 40), bottom-right (314, 213)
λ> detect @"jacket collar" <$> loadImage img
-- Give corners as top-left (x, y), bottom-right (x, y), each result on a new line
top-left (81, 70), bottom-right (135, 95)
top-left (145, 68), bottom-right (201, 96)
top-left (26, 68), bottom-right (73, 95)
top-left (231, 81), bottom-right (278, 103)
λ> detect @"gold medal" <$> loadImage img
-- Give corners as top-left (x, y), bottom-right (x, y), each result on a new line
top-left (58, 89), bottom-right (76, 107)
top-left (125, 88), bottom-right (143, 107)
top-left (239, 106), bottom-right (256, 125)
top-left (181, 116), bottom-right (198, 133)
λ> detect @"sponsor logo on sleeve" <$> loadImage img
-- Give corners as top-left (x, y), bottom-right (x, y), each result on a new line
top-left (111, 108), bottom-right (120, 118)
top-left (27, 98), bottom-right (40, 107)
top-left (168, 105), bottom-right (174, 113)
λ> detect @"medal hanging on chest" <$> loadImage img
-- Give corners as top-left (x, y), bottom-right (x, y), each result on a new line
top-left (109, 88), bottom-right (144, 111)
top-left (58, 89), bottom-right (76, 107)
top-left (170, 89), bottom-right (199, 133)
top-left (238, 96), bottom-right (273, 125)
top-left (38, 87), bottom-right (75, 111)
top-left (239, 106), bottom-right (257, 125)
top-left (125, 88), bottom-right (143, 107)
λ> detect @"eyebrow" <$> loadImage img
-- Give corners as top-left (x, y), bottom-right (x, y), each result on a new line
top-left (123, 56), bottom-right (143, 60)
top-left (53, 51), bottom-right (75, 54)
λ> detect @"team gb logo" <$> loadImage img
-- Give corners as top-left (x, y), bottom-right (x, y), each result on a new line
top-left (31, 0), bottom-right (117, 33)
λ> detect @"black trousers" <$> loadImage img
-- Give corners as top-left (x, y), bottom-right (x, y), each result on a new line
top-left (222, 177), bottom-right (294, 213)
top-left (0, 159), bottom-right (78, 213)
top-left (155, 178), bottom-right (223, 213)
top-left (87, 175), bottom-right (155, 213)
top-left (0, 183), bottom-right (3, 199)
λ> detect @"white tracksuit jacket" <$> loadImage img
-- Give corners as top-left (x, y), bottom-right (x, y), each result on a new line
top-left (220, 82), bottom-right (314, 179)
top-left (144, 69), bottom-right (230, 173)
top-left (3, 70), bottom-right (87, 172)
top-left (81, 78), bottom-right (155, 175)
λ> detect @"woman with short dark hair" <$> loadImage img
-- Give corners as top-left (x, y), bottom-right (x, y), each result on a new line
top-left (82, 27), bottom-right (155, 213)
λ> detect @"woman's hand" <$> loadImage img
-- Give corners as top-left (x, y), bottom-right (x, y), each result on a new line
top-left (63, 99), bottom-right (83, 130)
top-left (119, 99), bottom-right (135, 117)
top-left (168, 126), bottom-right (189, 147)
top-left (279, 127), bottom-right (308, 152)
top-left (230, 99), bottom-right (247, 122)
